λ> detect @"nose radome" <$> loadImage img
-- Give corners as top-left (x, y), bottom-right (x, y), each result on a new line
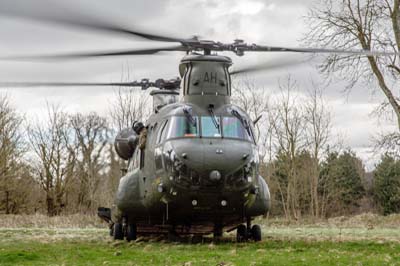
top-left (202, 142), bottom-right (251, 175)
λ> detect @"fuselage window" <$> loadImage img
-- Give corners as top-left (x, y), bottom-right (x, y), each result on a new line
top-left (166, 116), bottom-right (199, 138)
top-left (157, 120), bottom-right (169, 144)
top-left (201, 116), bottom-right (221, 138)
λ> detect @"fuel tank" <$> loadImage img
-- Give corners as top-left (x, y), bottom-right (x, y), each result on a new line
top-left (115, 168), bottom-right (146, 215)
top-left (114, 128), bottom-right (138, 160)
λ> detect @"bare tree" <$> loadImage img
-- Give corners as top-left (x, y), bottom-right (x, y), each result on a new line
top-left (373, 131), bottom-right (400, 156)
top-left (109, 88), bottom-right (150, 131)
top-left (69, 112), bottom-right (109, 212)
top-left (27, 104), bottom-right (75, 216)
top-left (232, 78), bottom-right (272, 162)
top-left (268, 76), bottom-right (308, 220)
top-left (0, 95), bottom-right (26, 214)
top-left (304, 81), bottom-right (332, 218)
top-left (305, 0), bottom-right (400, 129)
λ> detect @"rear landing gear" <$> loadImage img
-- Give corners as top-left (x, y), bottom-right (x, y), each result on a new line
top-left (126, 223), bottom-right (137, 242)
top-left (113, 223), bottom-right (124, 240)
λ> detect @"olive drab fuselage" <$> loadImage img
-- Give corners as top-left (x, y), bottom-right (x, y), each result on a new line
top-left (114, 54), bottom-right (270, 234)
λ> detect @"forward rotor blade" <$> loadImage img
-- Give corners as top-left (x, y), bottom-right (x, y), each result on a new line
top-left (0, 45), bottom-right (186, 61)
top-left (252, 45), bottom-right (397, 56)
top-left (230, 57), bottom-right (308, 75)
top-left (0, 1), bottom-right (185, 43)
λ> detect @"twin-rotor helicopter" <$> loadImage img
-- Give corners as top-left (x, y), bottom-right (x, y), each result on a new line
top-left (0, 10), bottom-right (396, 242)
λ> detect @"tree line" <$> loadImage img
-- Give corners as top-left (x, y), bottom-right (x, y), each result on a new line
top-left (1, 0), bottom-right (400, 220)
top-left (234, 76), bottom-right (400, 219)
top-left (0, 75), bottom-right (398, 219)
top-left (0, 88), bottom-right (150, 216)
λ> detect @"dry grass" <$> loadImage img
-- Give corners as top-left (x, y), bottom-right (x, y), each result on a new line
top-left (256, 213), bottom-right (400, 243)
top-left (1, 212), bottom-right (400, 243)
top-left (0, 213), bottom-right (104, 229)
top-left (264, 212), bottom-right (400, 229)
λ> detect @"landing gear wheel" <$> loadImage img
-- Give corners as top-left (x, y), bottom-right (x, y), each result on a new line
top-left (126, 223), bottom-right (137, 242)
top-left (113, 223), bottom-right (124, 240)
top-left (251, 224), bottom-right (262, 242)
top-left (236, 224), bottom-right (247, 242)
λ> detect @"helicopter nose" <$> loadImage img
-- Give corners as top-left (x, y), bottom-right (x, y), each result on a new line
top-left (168, 138), bottom-right (253, 177)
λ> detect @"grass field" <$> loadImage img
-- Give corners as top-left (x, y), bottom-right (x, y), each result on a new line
top-left (1, 214), bottom-right (400, 266)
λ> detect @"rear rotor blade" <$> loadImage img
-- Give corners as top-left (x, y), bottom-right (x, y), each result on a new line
top-left (0, 45), bottom-right (186, 61)
top-left (0, 81), bottom-right (146, 88)
top-left (0, 78), bottom-right (181, 90)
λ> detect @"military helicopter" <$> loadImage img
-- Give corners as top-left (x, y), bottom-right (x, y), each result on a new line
top-left (0, 11), bottom-right (397, 242)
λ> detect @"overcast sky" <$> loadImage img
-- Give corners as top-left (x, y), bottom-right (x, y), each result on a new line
top-left (0, 0), bottom-right (396, 169)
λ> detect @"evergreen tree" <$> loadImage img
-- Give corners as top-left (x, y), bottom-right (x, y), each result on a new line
top-left (373, 154), bottom-right (400, 215)
top-left (319, 151), bottom-right (365, 216)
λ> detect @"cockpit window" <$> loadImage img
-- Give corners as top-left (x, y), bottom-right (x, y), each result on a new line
top-left (166, 116), bottom-right (198, 138)
top-left (223, 117), bottom-right (252, 141)
top-left (165, 115), bottom-right (253, 142)
top-left (201, 116), bottom-right (221, 138)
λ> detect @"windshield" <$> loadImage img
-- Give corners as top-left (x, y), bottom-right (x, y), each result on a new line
top-left (223, 116), bottom-right (251, 140)
top-left (201, 116), bottom-right (221, 137)
top-left (166, 116), bottom-right (199, 138)
top-left (165, 115), bottom-right (253, 141)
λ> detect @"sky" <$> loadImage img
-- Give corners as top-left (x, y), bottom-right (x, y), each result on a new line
top-left (0, 0), bottom-right (396, 170)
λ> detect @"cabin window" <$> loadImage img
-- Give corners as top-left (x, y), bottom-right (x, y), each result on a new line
top-left (201, 116), bottom-right (221, 138)
top-left (154, 147), bottom-right (163, 170)
top-left (222, 117), bottom-right (252, 141)
top-left (166, 116), bottom-right (199, 138)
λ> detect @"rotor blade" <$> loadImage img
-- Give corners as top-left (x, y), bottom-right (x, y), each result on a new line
top-left (253, 45), bottom-right (397, 56)
top-left (230, 57), bottom-right (309, 75)
top-left (0, 1), bottom-right (185, 43)
top-left (0, 45), bottom-right (186, 61)
top-left (0, 81), bottom-right (147, 88)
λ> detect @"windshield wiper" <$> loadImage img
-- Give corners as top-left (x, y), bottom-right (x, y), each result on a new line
top-left (231, 109), bottom-right (251, 135)
top-left (208, 105), bottom-right (220, 130)
top-left (183, 106), bottom-right (196, 126)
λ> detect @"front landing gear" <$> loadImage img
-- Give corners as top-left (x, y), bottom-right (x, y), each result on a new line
top-left (250, 224), bottom-right (262, 241)
top-left (236, 224), bottom-right (247, 242)
top-left (236, 219), bottom-right (262, 242)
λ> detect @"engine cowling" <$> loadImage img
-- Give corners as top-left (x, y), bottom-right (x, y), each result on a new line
top-left (114, 128), bottom-right (138, 160)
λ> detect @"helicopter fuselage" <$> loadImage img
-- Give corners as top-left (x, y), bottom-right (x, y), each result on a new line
top-left (115, 103), bottom-right (270, 234)
top-left (113, 54), bottom-right (270, 235)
